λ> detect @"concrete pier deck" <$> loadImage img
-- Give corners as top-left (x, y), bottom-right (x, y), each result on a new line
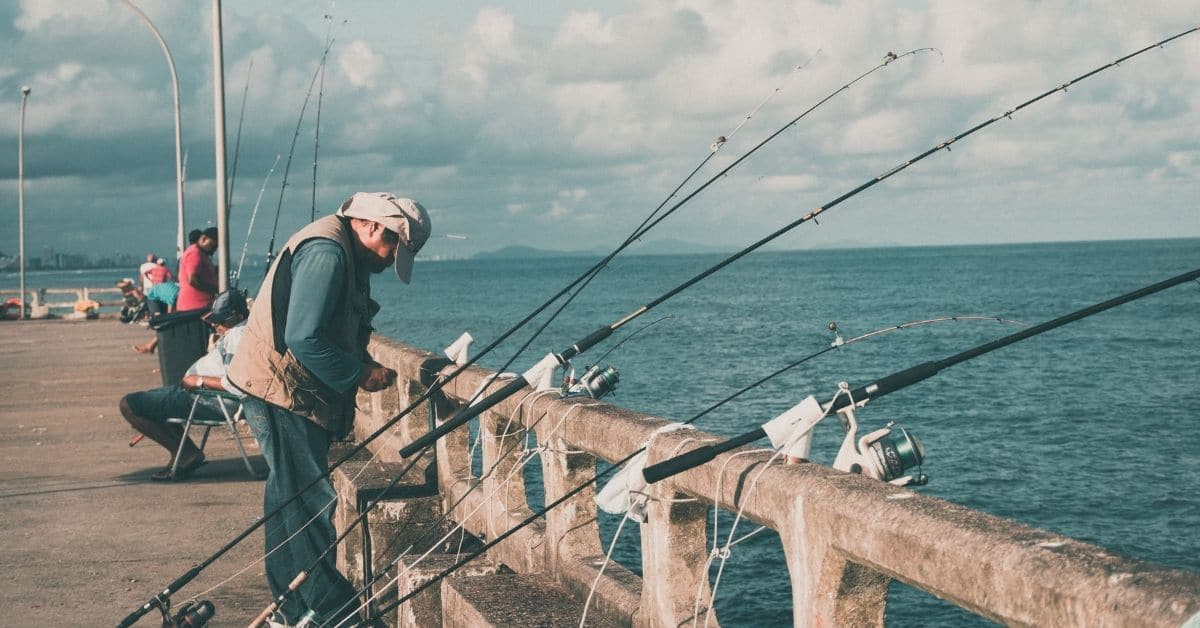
top-left (0, 320), bottom-right (270, 627)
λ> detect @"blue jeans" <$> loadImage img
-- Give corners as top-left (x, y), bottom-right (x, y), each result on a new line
top-left (242, 397), bottom-right (358, 624)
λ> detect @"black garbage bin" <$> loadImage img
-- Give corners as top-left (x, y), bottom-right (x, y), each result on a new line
top-left (150, 308), bottom-right (210, 387)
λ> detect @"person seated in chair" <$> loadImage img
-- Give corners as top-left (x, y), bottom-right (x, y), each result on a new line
top-left (118, 289), bottom-right (250, 481)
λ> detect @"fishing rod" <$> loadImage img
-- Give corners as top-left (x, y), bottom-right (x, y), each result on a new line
top-left (226, 58), bottom-right (253, 211)
top-left (119, 50), bottom-right (929, 627)
top-left (400, 27), bottom-right (1197, 460)
top-left (395, 48), bottom-right (935, 458)
top-left (642, 266), bottom-right (1200, 484)
top-left (232, 155), bottom-right (281, 287)
top-left (311, 12), bottom-right (336, 221)
top-left (242, 51), bottom-right (930, 626)
top-left (329, 315), bottom-right (1024, 624)
top-left (263, 34), bottom-right (336, 268)
top-left (360, 309), bottom-right (1055, 622)
top-left (437, 49), bottom-right (887, 413)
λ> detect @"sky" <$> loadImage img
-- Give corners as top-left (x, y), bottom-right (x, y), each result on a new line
top-left (0, 1), bottom-right (1197, 262)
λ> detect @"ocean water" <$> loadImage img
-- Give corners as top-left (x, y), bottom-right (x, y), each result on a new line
top-left (6, 238), bottom-right (1197, 625)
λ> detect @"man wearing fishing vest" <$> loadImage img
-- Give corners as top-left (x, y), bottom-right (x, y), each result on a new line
top-left (228, 192), bottom-right (431, 626)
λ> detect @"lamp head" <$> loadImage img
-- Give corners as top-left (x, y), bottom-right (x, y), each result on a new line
top-left (21, 86), bottom-right (31, 95)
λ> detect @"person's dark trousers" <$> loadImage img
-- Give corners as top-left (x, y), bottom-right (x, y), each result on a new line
top-left (242, 397), bottom-right (358, 624)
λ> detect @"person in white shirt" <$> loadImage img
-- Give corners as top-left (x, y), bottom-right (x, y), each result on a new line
top-left (118, 289), bottom-right (249, 481)
top-left (139, 253), bottom-right (158, 293)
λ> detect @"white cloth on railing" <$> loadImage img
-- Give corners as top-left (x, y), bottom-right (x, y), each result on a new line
top-left (596, 422), bottom-right (691, 521)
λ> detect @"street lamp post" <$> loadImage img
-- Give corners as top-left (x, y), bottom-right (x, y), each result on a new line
top-left (120, 0), bottom-right (186, 259)
top-left (212, 0), bottom-right (230, 292)
top-left (18, 86), bottom-right (30, 320)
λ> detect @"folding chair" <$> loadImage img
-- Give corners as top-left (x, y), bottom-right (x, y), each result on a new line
top-left (164, 392), bottom-right (260, 479)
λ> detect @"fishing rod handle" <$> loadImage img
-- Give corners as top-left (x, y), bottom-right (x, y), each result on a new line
top-left (399, 376), bottom-right (529, 458)
top-left (642, 428), bottom-right (767, 484)
top-left (558, 325), bottom-right (614, 361)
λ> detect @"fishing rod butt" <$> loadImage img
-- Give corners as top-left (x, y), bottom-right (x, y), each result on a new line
top-left (399, 375), bottom-right (530, 458)
top-left (643, 427), bottom-right (768, 484)
top-left (642, 445), bottom-right (716, 484)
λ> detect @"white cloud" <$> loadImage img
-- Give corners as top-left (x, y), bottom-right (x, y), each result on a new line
top-left (835, 110), bottom-right (919, 155)
top-left (0, 0), bottom-right (1196, 258)
top-left (338, 39), bottom-right (384, 89)
top-left (758, 174), bottom-right (820, 192)
top-left (16, 0), bottom-right (112, 32)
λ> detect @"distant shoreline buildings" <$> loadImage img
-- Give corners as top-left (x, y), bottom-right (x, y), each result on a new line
top-left (0, 248), bottom-right (146, 272)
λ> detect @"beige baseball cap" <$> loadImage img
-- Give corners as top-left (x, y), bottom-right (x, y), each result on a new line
top-left (337, 192), bottom-right (432, 283)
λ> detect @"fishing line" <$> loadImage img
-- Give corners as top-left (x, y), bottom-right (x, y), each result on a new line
top-left (233, 154), bottom-right (280, 287)
top-left (311, 10), bottom-right (338, 221)
top-left (226, 57), bottom-right (253, 210)
top-left (579, 435), bottom-right (703, 628)
top-left (696, 447), bottom-right (780, 628)
top-left (363, 314), bottom-right (1027, 621)
top-left (643, 265), bottom-right (1200, 484)
top-left (264, 32), bottom-right (338, 269)
top-left (119, 49), bottom-right (934, 626)
top-left (403, 29), bottom-right (1195, 461)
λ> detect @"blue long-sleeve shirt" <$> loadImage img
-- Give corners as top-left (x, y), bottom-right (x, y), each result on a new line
top-left (283, 238), bottom-right (366, 394)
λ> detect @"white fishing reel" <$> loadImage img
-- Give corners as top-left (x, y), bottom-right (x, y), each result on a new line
top-left (761, 392), bottom-right (927, 487)
top-left (832, 405), bottom-right (927, 486)
top-left (561, 362), bottom-right (620, 400)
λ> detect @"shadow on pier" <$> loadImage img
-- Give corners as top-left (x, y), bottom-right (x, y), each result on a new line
top-left (0, 319), bottom-right (269, 626)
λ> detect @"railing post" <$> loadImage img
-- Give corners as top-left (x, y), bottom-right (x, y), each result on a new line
top-left (779, 497), bottom-right (887, 627)
top-left (534, 399), bottom-right (603, 574)
top-left (636, 481), bottom-right (713, 627)
top-left (479, 405), bottom-right (539, 573)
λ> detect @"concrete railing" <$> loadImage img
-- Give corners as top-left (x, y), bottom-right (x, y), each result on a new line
top-left (0, 287), bottom-right (125, 317)
top-left (343, 335), bottom-right (1200, 627)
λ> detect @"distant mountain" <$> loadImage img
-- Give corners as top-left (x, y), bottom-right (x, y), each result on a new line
top-left (622, 237), bottom-right (732, 256)
top-left (471, 238), bottom-right (731, 260)
top-left (468, 237), bottom-right (906, 260)
top-left (471, 245), bottom-right (596, 260)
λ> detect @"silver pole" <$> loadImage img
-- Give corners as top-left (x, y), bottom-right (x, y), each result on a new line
top-left (18, 86), bottom-right (30, 320)
top-left (212, 0), bottom-right (229, 292)
top-left (119, 0), bottom-right (186, 259)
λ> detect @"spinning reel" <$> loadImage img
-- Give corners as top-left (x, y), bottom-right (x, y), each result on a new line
top-left (561, 362), bottom-right (620, 399)
top-left (159, 599), bottom-right (215, 628)
top-left (763, 389), bottom-right (927, 487)
top-left (832, 405), bottom-right (927, 486)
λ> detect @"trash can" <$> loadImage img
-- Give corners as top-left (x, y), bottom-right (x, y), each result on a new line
top-left (150, 308), bottom-right (210, 387)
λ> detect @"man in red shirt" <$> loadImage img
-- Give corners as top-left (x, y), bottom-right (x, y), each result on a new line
top-left (177, 227), bottom-right (219, 311)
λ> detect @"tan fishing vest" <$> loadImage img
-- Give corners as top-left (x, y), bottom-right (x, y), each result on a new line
top-left (228, 215), bottom-right (378, 436)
